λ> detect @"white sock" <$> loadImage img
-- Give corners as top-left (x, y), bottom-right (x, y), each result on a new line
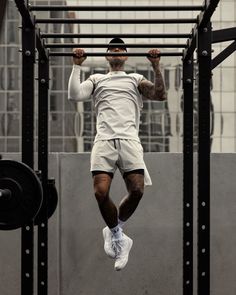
top-left (118, 218), bottom-right (126, 228)
top-left (110, 225), bottom-right (122, 240)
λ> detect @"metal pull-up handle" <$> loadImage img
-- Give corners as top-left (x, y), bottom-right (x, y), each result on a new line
top-left (45, 43), bottom-right (187, 49)
top-left (49, 52), bottom-right (183, 57)
top-left (29, 5), bottom-right (204, 11)
top-left (40, 33), bottom-right (192, 39)
top-left (36, 18), bottom-right (198, 24)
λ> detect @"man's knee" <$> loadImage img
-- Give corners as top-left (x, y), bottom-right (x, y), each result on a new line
top-left (93, 173), bottom-right (112, 204)
top-left (125, 173), bottom-right (144, 201)
top-left (94, 186), bottom-right (109, 203)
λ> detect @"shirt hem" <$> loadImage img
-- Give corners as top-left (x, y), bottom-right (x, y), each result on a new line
top-left (94, 136), bottom-right (141, 143)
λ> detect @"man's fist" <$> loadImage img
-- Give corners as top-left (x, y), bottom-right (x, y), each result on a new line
top-left (73, 48), bottom-right (87, 65)
top-left (147, 49), bottom-right (161, 66)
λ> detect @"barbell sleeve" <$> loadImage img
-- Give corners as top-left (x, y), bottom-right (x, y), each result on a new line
top-left (0, 189), bottom-right (12, 200)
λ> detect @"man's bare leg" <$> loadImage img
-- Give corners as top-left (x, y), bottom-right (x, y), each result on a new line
top-left (112, 171), bottom-right (144, 271)
top-left (118, 172), bottom-right (144, 223)
top-left (93, 173), bottom-right (118, 228)
top-left (93, 172), bottom-right (126, 260)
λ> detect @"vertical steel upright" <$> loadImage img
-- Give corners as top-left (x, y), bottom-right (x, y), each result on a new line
top-left (197, 21), bottom-right (212, 295)
top-left (21, 10), bottom-right (36, 295)
top-left (182, 56), bottom-right (194, 295)
top-left (37, 46), bottom-right (50, 295)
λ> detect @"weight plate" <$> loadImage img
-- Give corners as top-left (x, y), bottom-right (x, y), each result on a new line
top-left (35, 179), bottom-right (58, 225)
top-left (0, 160), bottom-right (43, 230)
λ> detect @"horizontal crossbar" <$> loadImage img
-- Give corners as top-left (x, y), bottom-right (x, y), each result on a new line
top-left (45, 43), bottom-right (187, 49)
top-left (49, 52), bottom-right (183, 57)
top-left (29, 5), bottom-right (204, 11)
top-left (36, 18), bottom-right (198, 24)
top-left (41, 33), bottom-right (192, 39)
top-left (212, 27), bottom-right (236, 43)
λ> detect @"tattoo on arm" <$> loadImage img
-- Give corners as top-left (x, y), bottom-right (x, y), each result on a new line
top-left (138, 65), bottom-right (167, 101)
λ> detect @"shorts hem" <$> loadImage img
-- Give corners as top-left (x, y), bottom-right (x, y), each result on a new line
top-left (120, 165), bottom-right (145, 174)
top-left (90, 166), bottom-right (115, 174)
top-left (91, 170), bottom-right (114, 178)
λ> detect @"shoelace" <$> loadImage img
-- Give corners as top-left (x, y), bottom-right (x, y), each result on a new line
top-left (112, 239), bottom-right (124, 258)
top-left (111, 241), bottom-right (118, 255)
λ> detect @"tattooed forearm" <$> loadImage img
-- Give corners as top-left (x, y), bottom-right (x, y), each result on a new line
top-left (138, 64), bottom-right (167, 101)
top-left (152, 64), bottom-right (167, 100)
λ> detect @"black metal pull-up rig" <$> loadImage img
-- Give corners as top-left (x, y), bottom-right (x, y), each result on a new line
top-left (9, 1), bottom-right (236, 295)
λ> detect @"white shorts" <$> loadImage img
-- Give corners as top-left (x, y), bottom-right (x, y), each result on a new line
top-left (90, 139), bottom-right (152, 186)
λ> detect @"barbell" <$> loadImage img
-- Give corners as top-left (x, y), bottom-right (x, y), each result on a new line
top-left (0, 160), bottom-right (58, 230)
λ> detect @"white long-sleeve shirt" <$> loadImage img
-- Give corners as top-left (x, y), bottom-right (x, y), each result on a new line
top-left (68, 65), bottom-right (144, 142)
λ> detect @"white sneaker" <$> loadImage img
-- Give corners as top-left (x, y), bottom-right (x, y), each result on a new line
top-left (102, 227), bottom-right (116, 258)
top-left (114, 234), bottom-right (133, 271)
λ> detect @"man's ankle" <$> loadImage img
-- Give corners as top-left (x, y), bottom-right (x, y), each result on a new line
top-left (118, 218), bottom-right (126, 228)
top-left (110, 225), bottom-right (122, 240)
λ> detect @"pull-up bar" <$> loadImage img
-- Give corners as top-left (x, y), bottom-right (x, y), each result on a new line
top-left (40, 33), bottom-right (192, 39)
top-left (49, 52), bottom-right (183, 57)
top-left (29, 5), bottom-right (204, 11)
top-left (36, 18), bottom-right (198, 24)
top-left (45, 43), bottom-right (187, 49)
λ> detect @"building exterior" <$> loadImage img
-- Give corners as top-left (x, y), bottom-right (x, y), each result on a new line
top-left (0, 0), bottom-right (236, 153)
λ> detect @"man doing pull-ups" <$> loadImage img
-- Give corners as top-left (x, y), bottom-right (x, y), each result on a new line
top-left (68, 38), bottom-right (167, 271)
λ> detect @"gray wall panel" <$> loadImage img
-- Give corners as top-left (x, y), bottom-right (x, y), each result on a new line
top-left (0, 153), bottom-right (236, 295)
top-left (59, 153), bottom-right (183, 295)
top-left (211, 154), bottom-right (236, 295)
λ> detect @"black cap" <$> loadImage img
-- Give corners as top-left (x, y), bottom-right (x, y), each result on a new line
top-left (107, 38), bottom-right (127, 52)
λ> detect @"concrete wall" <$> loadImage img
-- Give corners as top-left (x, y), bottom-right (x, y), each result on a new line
top-left (0, 153), bottom-right (235, 295)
